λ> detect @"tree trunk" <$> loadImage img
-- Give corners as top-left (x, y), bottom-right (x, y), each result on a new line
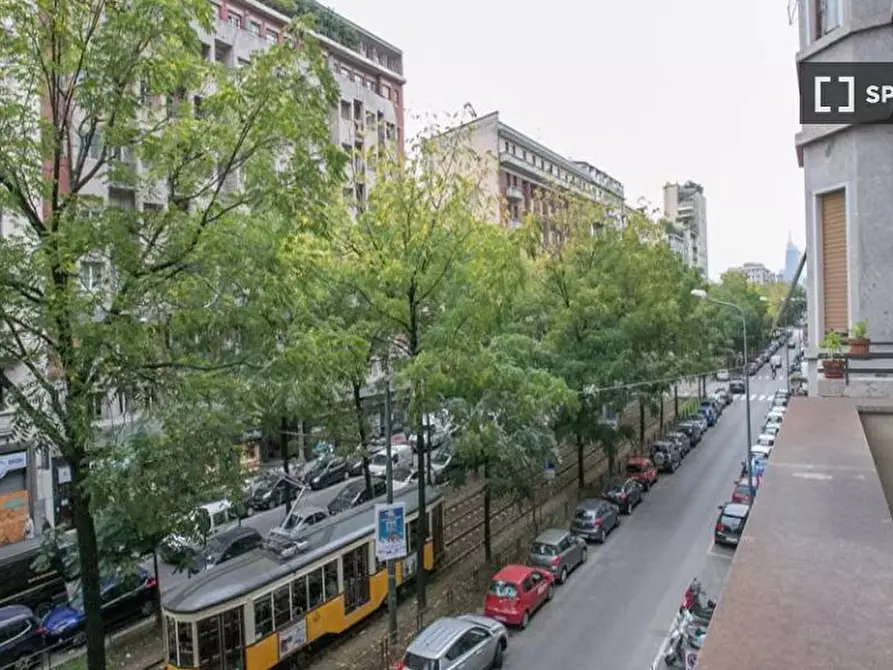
top-left (352, 382), bottom-right (373, 498)
top-left (280, 416), bottom-right (293, 515)
top-left (408, 292), bottom-right (427, 610)
top-left (674, 384), bottom-right (679, 421)
top-left (70, 454), bottom-right (107, 670)
top-left (299, 420), bottom-right (311, 462)
top-left (575, 432), bottom-right (585, 488)
top-left (483, 461), bottom-right (492, 563)
top-left (638, 397), bottom-right (645, 449)
top-left (152, 551), bottom-right (162, 626)
top-left (659, 394), bottom-right (664, 430)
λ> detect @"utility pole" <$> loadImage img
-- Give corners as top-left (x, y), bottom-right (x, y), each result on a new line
top-left (384, 375), bottom-right (398, 647)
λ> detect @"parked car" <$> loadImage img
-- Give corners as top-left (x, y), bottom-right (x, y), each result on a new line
top-left (483, 564), bottom-right (553, 629)
top-left (601, 477), bottom-right (644, 514)
top-left (714, 502), bottom-right (750, 547)
top-left (698, 406), bottom-right (716, 427)
top-left (392, 466), bottom-right (420, 491)
top-left (160, 499), bottom-right (238, 564)
top-left (368, 443), bottom-right (414, 478)
top-left (772, 394), bottom-right (788, 408)
top-left (715, 369), bottom-right (729, 381)
top-left (756, 432), bottom-right (776, 447)
top-left (570, 499), bottom-right (621, 543)
top-left (526, 529), bottom-right (587, 584)
top-left (715, 389), bottom-right (732, 406)
top-left (689, 415), bottom-right (708, 432)
top-left (730, 478), bottom-right (756, 505)
top-left (188, 526), bottom-right (262, 575)
top-left (306, 456), bottom-right (350, 490)
top-left (429, 446), bottom-right (462, 483)
top-left (0, 538), bottom-right (69, 618)
top-left (0, 605), bottom-right (46, 670)
top-left (244, 472), bottom-right (304, 514)
top-left (398, 614), bottom-right (507, 670)
top-left (651, 441), bottom-right (682, 473)
top-left (326, 477), bottom-right (387, 515)
top-left (729, 378), bottom-right (746, 394)
top-left (625, 457), bottom-right (658, 491)
top-left (677, 421), bottom-right (702, 445)
top-left (42, 569), bottom-right (158, 646)
top-left (280, 504), bottom-right (329, 535)
top-left (666, 431), bottom-right (692, 456)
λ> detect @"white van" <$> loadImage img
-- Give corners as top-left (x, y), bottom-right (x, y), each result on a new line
top-left (160, 499), bottom-right (239, 562)
top-left (770, 354), bottom-right (782, 369)
top-left (368, 443), bottom-right (414, 478)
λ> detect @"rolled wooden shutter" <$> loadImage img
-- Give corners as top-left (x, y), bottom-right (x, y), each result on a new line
top-left (821, 190), bottom-right (848, 333)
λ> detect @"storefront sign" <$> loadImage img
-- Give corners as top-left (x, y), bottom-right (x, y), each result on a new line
top-left (278, 620), bottom-right (307, 657)
top-left (57, 465), bottom-right (71, 484)
top-left (0, 451), bottom-right (26, 480)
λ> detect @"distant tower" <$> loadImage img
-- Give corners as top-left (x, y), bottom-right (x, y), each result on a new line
top-left (783, 233), bottom-right (800, 283)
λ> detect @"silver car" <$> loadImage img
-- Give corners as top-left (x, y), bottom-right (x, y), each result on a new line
top-left (527, 528), bottom-right (587, 584)
top-left (401, 614), bottom-right (508, 670)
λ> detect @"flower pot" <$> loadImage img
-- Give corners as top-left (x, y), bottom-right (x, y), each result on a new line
top-left (848, 337), bottom-right (870, 356)
top-left (823, 359), bottom-right (845, 379)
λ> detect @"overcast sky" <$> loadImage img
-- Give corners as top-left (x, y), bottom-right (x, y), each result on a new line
top-left (326, 0), bottom-right (805, 279)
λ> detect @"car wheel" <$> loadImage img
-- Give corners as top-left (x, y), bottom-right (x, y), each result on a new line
top-left (343, 471), bottom-right (348, 481)
top-left (546, 584), bottom-right (554, 601)
top-left (559, 567), bottom-right (568, 584)
top-left (598, 528), bottom-right (606, 543)
top-left (520, 611), bottom-right (530, 629)
top-left (141, 599), bottom-right (157, 618)
top-left (581, 547), bottom-right (588, 563)
top-left (245, 506), bottom-right (255, 518)
top-left (491, 642), bottom-right (504, 669)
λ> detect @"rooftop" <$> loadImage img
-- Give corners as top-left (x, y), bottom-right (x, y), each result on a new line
top-left (696, 397), bottom-right (893, 670)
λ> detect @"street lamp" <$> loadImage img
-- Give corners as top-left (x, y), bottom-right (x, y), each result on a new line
top-left (691, 289), bottom-right (766, 498)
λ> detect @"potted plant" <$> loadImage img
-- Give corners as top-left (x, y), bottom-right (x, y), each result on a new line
top-left (821, 331), bottom-right (845, 379)
top-left (848, 320), bottom-right (870, 356)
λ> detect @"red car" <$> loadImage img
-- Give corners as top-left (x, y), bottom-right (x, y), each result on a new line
top-left (483, 564), bottom-right (553, 629)
top-left (731, 477), bottom-right (757, 504)
top-left (626, 457), bottom-right (658, 491)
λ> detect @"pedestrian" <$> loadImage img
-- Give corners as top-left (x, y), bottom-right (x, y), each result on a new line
top-left (23, 516), bottom-right (35, 540)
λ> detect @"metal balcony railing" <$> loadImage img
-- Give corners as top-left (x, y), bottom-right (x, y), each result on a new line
top-left (818, 341), bottom-right (893, 384)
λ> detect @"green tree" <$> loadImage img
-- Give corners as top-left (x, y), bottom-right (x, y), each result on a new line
top-left (328, 118), bottom-right (504, 607)
top-left (0, 1), bottom-right (341, 665)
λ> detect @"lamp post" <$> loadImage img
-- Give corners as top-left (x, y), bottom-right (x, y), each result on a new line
top-left (691, 289), bottom-right (766, 497)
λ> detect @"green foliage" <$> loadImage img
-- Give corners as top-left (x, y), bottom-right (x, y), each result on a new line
top-left (851, 319), bottom-right (867, 339)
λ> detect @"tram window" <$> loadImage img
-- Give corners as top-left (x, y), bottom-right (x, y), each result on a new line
top-left (197, 615), bottom-right (222, 669)
top-left (432, 504), bottom-right (445, 559)
top-left (166, 617), bottom-right (178, 664)
top-left (343, 543), bottom-right (370, 614)
top-left (273, 585), bottom-right (291, 629)
top-left (323, 560), bottom-right (339, 600)
top-left (407, 518), bottom-right (419, 552)
top-left (253, 594), bottom-right (274, 638)
top-left (307, 570), bottom-right (324, 609)
top-left (221, 608), bottom-right (243, 670)
top-left (292, 574), bottom-right (308, 615)
top-left (177, 621), bottom-right (194, 667)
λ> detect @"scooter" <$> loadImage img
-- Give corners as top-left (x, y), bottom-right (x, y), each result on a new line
top-left (664, 609), bottom-right (708, 667)
top-left (683, 578), bottom-right (716, 619)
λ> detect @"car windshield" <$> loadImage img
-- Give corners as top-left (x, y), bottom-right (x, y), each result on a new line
top-left (575, 507), bottom-right (595, 520)
top-left (530, 542), bottom-right (558, 556)
top-left (432, 450), bottom-right (450, 465)
top-left (489, 580), bottom-right (518, 599)
top-left (370, 453), bottom-right (390, 466)
top-left (720, 514), bottom-right (743, 530)
top-left (402, 652), bottom-right (440, 670)
top-left (734, 484), bottom-right (752, 497)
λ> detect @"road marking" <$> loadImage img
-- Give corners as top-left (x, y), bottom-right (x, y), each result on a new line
top-left (792, 471), bottom-right (833, 481)
top-left (707, 547), bottom-right (735, 560)
top-left (749, 394), bottom-right (757, 400)
top-left (757, 394), bottom-right (766, 401)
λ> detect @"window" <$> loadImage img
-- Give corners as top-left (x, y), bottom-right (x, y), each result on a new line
top-left (221, 608), bottom-right (243, 670)
top-left (177, 621), bottom-right (194, 667)
top-left (227, 11), bottom-right (241, 28)
top-left (84, 130), bottom-right (102, 160)
top-left (197, 615), bottom-right (221, 670)
top-left (323, 560), bottom-right (338, 599)
top-left (80, 261), bottom-right (104, 291)
top-left (406, 517), bottom-right (419, 554)
top-left (273, 585), bottom-right (291, 628)
top-left (307, 569), bottom-right (324, 609)
top-left (381, 83), bottom-right (391, 99)
top-left (253, 594), bottom-right (273, 638)
top-left (266, 29), bottom-right (278, 44)
top-left (247, 20), bottom-right (261, 35)
top-left (343, 544), bottom-right (370, 613)
top-left (815, 0), bottom-right (841, 38)
top-left (292, 574), bottom-right (308, 615)
top-left (340, 100), bottom-right (351, 120)
top-left (166, 617), bottom-right (178, 665)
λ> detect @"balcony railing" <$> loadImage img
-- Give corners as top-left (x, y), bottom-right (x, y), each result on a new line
top-left (505, 185), bottom-right (523, 201)
top-left (818, 341), bottom-right (893, 384)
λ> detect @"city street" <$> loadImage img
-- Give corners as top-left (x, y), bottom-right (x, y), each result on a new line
top-left (151, 479), bottom-right (353, 594)
top-left (500, 371), bottom-right (782, 670)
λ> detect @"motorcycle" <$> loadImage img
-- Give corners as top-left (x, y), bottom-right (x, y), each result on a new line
top-left (682, 578), bottom-right (716, 620)
top-left (664, 609), bottom-right (708, 667)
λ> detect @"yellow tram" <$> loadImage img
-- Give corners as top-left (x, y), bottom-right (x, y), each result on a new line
top-left (162, 485), bottom-right (445, 670)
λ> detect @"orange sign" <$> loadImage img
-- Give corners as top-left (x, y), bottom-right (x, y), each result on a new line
top-left (0, 490), bottom-right (30, 546)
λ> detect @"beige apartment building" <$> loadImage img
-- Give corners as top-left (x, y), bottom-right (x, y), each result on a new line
top-left (0, 0), bottom-right (405, 535)
top-left (663, 181), bottom-right (708, 277)
top-left (447, 111), bottom-right (625, 230)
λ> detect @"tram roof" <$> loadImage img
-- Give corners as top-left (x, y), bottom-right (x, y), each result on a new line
top-left (163, 484), bottom-right (443, 615)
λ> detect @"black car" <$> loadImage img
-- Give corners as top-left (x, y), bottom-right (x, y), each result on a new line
top-left (714, 502), bottom-right (750, 547)
top-left (600, 478), bottom-right (644, 514)
top-left (0, 537), bottom-right (69, 618)
top-left (728, 378), bottom-right (746, 394)
top-left (188, 526), bottom-right (262, 575)
top-left (651, 441), bottom-right (681, 473)
top-left (0, 605), bottom-right (46, 669)
top-left (677, 421), bottom-right (701, 445)
top-left (244, 473), bottom-right (303, 515)
top-left (666, 431), bottom-right (692, 456)
top-left (326, 477), bottom-right (387, 515)
top-left (303, 456), bottom-right (349, 490)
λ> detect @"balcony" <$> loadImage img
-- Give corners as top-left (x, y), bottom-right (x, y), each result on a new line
top-left (505, 185), bottom-right (523, 201)
top-left (816, 341), bottom-right (893, 397)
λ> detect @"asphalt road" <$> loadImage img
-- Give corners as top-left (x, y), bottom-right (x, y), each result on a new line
top-left (499, 369), bottom-right (784, 670)
top-left (152, 478), bottom-right (353, 595)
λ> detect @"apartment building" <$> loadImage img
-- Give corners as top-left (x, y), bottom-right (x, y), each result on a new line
top-left (793, 0), bottom-right (893, 396)
top-left (663, 181), bottom-right (708, 276)
top-left (726, 262), bottom-right (777, 286)
top-left (0, 0), bottom-right (405, 539)
top-left (446, 111), bottom-right (625, 230)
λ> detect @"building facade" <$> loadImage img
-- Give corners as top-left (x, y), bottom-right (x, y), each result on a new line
top-left (794, 0), bottom-right (893, 395)
top-left (726, 262), bottom-right (777, 286)
top-left (450, 111), bottom-right (625, 229)
top-left (0, 0), bottom-right (405, 540)
top-left (663, 181), bottom-right (708, 276)
top-left (783, 235), bottom-right (801, 283)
